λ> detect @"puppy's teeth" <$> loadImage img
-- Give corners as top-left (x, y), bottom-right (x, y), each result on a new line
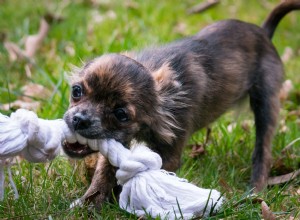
top-left (76, 133), bottom-right (87, 145)
top-left (65, 136), bottom-right (77, 144)
top-left (64, 128), bottom-right (77, 143)
top-left (88, 139), bottom-right (99, 151)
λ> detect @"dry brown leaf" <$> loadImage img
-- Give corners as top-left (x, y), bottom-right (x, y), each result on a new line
top-left (296, 188), bottom-right (300, 196)
top-left (1, 100), bottom-right (40, 111)
top-left (187, 0), bottom-right (220, 15)
top-left (189, 144), bottom-right (206, 158)
top-left (241, 120), bottom-right (253, 132)
top-left (4, 41), bottom-right (27, 62)
top-left (279, 79), bottom-right (293, 102)
top-left (218, 178), bottom-right (233, 193)
top-left (227, 122), bottom-right (236, 133)
top-left (189, 128), bottom-right (211, 158)
top-left (268, 169), bottom-right (300, 186)
top-left (64, 43), bottom-right (75, 56)
top-left (4, 17), bottom-right (50, 64)
top-left (25, 18), bottom-right (49, 58)
top-left (25, 64), bottom-right (32, 78)
top-left (281, 47), bottom-right (294, 63)
top-left (271, 157), bottom-right (294, 176)
top-left (261, 201), bottom-right (276, 220)
top-left (21, 83), bottom-right (51, 101)
top-left (1, 83), bottom-right (51, 111)
top-left (279, 119), bottom-right (289, 134)
top-left (43, 13), bottom-right (64, 25)
top-left (173, 22), bottom-right (188, 35)
top-left (124, 0), bottom-right (139, 9)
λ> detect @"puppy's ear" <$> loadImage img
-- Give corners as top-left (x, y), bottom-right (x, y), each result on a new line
top-left (152, 63), bottom-right (175, 91)
top-left (150, 63), bottom-right (182, 144)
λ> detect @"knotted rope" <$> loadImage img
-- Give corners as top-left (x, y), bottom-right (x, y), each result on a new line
top-left (0, 109), bottom-right (223, 218)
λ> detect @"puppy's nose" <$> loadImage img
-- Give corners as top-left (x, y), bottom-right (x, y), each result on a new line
top-left (72, 113), bottom-right (91, 130)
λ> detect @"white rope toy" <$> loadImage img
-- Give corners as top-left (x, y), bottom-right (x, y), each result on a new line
top-left (0, 109), bottom-right (224, 218)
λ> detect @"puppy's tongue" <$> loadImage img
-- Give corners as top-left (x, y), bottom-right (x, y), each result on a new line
top-left (64, 141), bottom-right (87, 152)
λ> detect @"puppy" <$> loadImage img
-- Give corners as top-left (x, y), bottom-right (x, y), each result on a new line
top-left (63, 1), bottom-right (300, 208)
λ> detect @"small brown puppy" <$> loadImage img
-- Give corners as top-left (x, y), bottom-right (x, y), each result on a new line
top-left (63, 1), bottom-right (300, 208)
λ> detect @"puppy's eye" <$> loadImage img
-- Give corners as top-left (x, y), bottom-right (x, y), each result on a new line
top-left (72, 85), bottom-right (83, 100)
top-left (113, 108), bottom-right (129, 122)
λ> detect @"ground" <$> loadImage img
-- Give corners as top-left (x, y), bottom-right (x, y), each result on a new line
top-left (0, 0), bottom-right (299, 219)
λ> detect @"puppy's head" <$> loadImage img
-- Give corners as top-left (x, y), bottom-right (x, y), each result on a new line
top-left (63, 54), bottom-right (159, 157)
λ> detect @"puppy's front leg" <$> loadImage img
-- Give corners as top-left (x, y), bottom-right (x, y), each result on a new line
top-left (78, 154), bottom-right (118, 209)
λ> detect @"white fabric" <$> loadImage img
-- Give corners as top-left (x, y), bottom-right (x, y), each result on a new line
top-left (0, 109), bottom-right (224, 218)
top-left (0, 109), bottom-right (75, 200)
top-left (0, 159), bottom-right (19, 201)
top-left (80, 139), bottom-right (224, 219)
top-left (0, 109), bottom-right (73, 162)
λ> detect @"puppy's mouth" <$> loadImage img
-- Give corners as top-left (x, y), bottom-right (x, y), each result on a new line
top-left (62, 134), bottom-right (100, 158)
top-left (62, 141), bottom-right (94, 157)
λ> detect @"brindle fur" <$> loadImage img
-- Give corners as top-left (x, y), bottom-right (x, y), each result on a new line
top-left (63, 1), bottom-right (300, 209)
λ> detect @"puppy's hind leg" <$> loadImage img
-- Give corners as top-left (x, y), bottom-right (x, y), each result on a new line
top-left (249, 59), bottom-right (282, 192)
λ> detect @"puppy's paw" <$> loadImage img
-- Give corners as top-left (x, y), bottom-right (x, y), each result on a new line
top-left (70, 198), bottom-right (84, 209)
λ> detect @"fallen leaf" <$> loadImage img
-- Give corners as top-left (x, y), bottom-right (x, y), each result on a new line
top-left (218, 178), bottom-right (233, 193)
top-left (25, 64), bottom-right (32, 78)
top-left (187, 0), bottom-right (220, 15)
top-left (43, 13), bottom-right (64, 25)
top-left (64, 43), bottom-right (75, 56)
top-left (261, 201), bottom-right (276, 220)
top-left (1, 100), bottom-right (40, 111)
top-left (189, 144), bottom-right (206, 158)
top-left (189, 128), bottom-right (211, 158)
top-left (4, 41), bottom-right (27, 62)
top-left (271, 157), bottom-right (294, 176)
top-left (241, 120), bottom-right (253, 132)
top-left (4, 17), bottom-right (51, 65)
top-left (279, 119), bottom-right (289, 134)
top-left (25, 18), bottom-right (49, 58)
top-left (268, 169), bottom-right (300, 186)
top-left (1, 83), bottom-right (51, 111)
top-left (279, 79), bottom-right (293, 102)
top-left (281, 47), bottom-right (294, 63)
top-left (227, 122), bottom-right (236, 133)
top-left (173, 22), bottom-right (188, 35)
top-left (21, 83), bottom-right (51, 101)
top-left (124, 0), bottom-right (139, 9)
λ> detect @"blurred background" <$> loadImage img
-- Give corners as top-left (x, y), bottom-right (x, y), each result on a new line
top-left (0, 0), bottom-right (299, 219)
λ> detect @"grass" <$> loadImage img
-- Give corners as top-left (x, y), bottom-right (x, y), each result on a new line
top-left (0, 0), bottom-right (300, 219)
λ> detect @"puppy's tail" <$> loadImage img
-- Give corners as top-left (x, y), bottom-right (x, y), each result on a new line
top-left (262, 0), bottom-right (300, 39)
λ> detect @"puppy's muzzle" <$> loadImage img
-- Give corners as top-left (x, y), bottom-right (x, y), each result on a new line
top-left (72, 113), bottom-right (91, 130)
